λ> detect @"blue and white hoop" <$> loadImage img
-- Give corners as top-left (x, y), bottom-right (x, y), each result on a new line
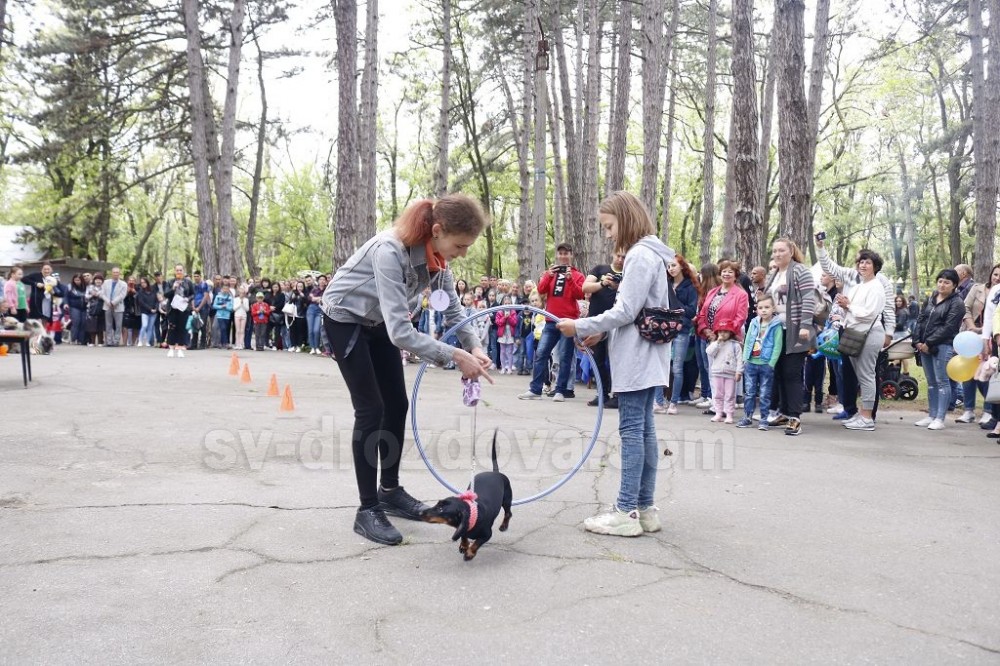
top-left (409, 304), bottom-right (604, 506)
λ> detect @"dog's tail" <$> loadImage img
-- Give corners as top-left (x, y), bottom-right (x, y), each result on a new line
top-left (491, 429), bottom-right (499, 473)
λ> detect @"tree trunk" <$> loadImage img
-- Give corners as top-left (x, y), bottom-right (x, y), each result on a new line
top-left (528, 0), bottom-right (547, 282)
top-left (758, 29), bottom-right (778, 255)
top-left (580, 0), bottom-right (602, 271)
top-left (0, 0), bottom-right (7, 60)
top-left (554, 23), bottom-right (583, 253)
top-left (641, 0), bottom-right (666, 221)
top-left (433, 0), bottom-right (451, 197)
top-left (896, 144), bottom-right (920, 298)
top-left (731, 0), bottom-right (761, 268)
top-left (699, 0), bottom-right (719, 265)
top-left (511, 2), bottom-right (532, 283)
top-left (358, 0), bottom-right (378, 242)
top-left (775, 0), bottom-right (811, 245)
top-left (606, 0), bottom-right (631, 194)
top-left (972, 0), bottom-right (999, 281)
top-left (182, 0), bottom-right (219, 276)
top-left (216, 0), bottom-right (246, 277)
top-left (548, 69), bottom-right (567, 248)
top-left (659, 0), bottom-right (680, 242)
top-left (333, 0), bottom-right (360, 269)
top-left (804, 0), bottom-right (831, 244)
top-left (245, 28), bottom-right (266, 278)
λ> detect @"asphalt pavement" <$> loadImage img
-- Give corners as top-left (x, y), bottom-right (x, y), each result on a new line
top-left (1, 345), bottom-right (998, 664)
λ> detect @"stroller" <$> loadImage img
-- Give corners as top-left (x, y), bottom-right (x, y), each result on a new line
top-left (878, 334), bottom-right (919, 401)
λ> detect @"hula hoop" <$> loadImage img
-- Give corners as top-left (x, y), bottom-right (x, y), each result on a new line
top-left (409, 304), bottom-right (604, 506)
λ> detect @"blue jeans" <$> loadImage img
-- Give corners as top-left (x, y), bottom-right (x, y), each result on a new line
top-left (921, 344), bottom-right (955, 421)
top-left (616, 387), bottom-right (659, 511)
top-left (70, 307), bottom-right (87, 344)
top-left (667, 331), bottom-right (692, 405)
top-left (696, 337), bottom-right (712, 399)
top-left (529, 322), bottom-right (575, 395)
top-left (215, 318), bottom-right (231, 348)
top-left (306, 304), bottom-right (323, 350)
top-left (743, 363), bottom-right (774, 419)
top-left (523, 335), bottom-right (537, 370)
top-left (140, 313), bottom-right (157, 345)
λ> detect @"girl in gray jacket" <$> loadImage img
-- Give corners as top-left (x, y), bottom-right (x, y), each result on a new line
top-left (321, 193), bottom-right (493, 546)
top-left (557, 191), bottom-right (674, 538)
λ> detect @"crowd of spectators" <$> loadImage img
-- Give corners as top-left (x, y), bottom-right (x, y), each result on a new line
top-left (4, 250), bottom-right (999, 440)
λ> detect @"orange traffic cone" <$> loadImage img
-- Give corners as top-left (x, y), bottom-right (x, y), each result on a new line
top-left (267, 373), bottom-right (280, 397)
top-left (240, 363), bottom-right (252, 384)
top-left (280, 384), bottom-right (295, 412)
top-left (229, 353), bottom-right (240, 376)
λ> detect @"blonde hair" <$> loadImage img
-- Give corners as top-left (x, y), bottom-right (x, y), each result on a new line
top-left (598, 191), bottom-right (655, 254)
top-left (773, 237), bottom-right (805, 264)
top-left (394, 193), bottom-right (490, 247)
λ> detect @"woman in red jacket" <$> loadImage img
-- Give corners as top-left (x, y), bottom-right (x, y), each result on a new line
top-left (695, 260), bottom-right (750, 344)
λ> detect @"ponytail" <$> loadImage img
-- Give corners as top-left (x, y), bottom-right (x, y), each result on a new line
top-left (394, 193), bottom-right (490, 247)
top-left (394, 199), bottom-right (435, 246)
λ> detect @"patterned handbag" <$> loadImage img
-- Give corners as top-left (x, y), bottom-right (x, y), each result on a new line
top-left (634, 283), bottom-right (685, 345)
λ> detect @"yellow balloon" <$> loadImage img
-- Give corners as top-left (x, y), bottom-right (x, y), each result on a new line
top-left (946, 354), bottom-right (978, 383)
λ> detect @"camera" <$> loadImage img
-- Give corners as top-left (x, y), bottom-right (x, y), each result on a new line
top-left (553, 265), bottom-right (569, 274)
top-left (815, 231), bottom-right (827, 241)
top-left (608, 273), bottom-right (622, 284)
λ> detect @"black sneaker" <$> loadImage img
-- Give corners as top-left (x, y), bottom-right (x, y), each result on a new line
top-left (353, 507), bottom-right (403, 545)
top-left (561, 390), bottom-right (576, 399)
top-left (588, 396), bottom-right (605, 407)
top-left (981, 419), bottom-right (998, 430)
top-left (377, 485), bottom-right (430, 521)
top-left (605, 396), bottom-right (619, 409)
top-left (814, 404), bottom-right (824, 413)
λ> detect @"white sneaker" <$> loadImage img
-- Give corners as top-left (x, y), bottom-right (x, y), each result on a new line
top-left (583, 507), bottom-right (643, 537)
top-left (638, 506), bottom-right (662, 533)
top-left (979, 413), bottom-right (994, 425)
top-left (167, 348), bottom-right (175, 358)
top-left (652, 404), bottom-right (669, 414)
top-left (518, 391), bottom-right (542, 400)
top-left (842, 415), bottom-right (861, 427)
top-left (826, 403), bottom-right (844, 414)
top-left (955, 411), bottom-right (976, 424)
top-left (177, 349), bottom-right (185, 358)
top-left (552, 392), bottom-right (565, 402)
top-left (927, 419), bottom-right (945, 431)
top-left (844, 416), bottom-right (876, 431)
top-left (914, 416), bottom-right (933, 427)
top-left (695, 398), bottom-right (712, 409)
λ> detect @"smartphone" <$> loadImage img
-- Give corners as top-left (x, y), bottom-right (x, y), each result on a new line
top-left (815, 231), bottom-right (827, 241)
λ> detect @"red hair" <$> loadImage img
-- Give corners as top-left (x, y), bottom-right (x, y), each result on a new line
top-left (673, 253), bottom-right (698, 283)
top-left (394, 193), bottom-right (490, 247)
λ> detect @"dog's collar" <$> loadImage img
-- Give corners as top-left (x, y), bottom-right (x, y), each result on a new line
top-left (457, 491), bottom-right (478, 531)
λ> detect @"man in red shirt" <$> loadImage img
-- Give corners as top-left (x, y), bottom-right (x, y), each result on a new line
top-left (519, 242), bottom-right (586, 401)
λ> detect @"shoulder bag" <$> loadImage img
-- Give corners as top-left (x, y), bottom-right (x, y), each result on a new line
top-left (837, 320), bottom-right (876, 357)
top-left (634, 282), bottom-right (685, 345)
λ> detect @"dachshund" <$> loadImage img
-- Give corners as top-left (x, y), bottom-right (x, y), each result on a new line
top-left (420, 431), bottom-right (512, 561)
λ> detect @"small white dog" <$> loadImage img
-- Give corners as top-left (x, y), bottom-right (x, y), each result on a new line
top-left (2, 317), bottom-right (54, 355)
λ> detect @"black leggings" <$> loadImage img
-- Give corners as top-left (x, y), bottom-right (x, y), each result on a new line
top-left (772, 348), bottom-right (807, 418)
top-left (325, 317), bottom-right (408, 509)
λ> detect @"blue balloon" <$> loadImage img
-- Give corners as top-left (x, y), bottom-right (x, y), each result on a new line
top-left (953, 330), bottom-right (984, 358)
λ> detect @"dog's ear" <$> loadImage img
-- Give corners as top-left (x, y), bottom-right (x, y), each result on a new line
top-left (450, 507), bottom-right (470, 541)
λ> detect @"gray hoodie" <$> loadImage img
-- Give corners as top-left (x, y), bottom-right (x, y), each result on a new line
top-left (321, 231), bottom-right (480, 364)
top-left (574, 236), bottom-right (675, 393)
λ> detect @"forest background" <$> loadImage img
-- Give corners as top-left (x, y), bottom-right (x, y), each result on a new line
top-left (0, 0), bottom-right (997, 294)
